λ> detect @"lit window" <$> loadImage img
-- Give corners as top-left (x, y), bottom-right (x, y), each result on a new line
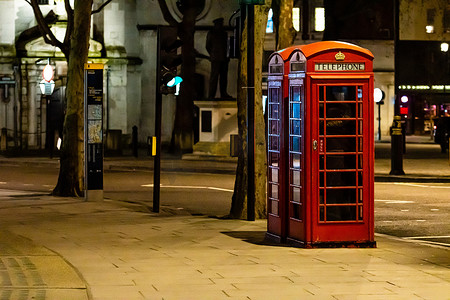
top-left (441, 42), bottom-right (449, 52)
top-left (426, 25), bottom-right (434, 34)
top-left (266, 9), bottom-right (274, 33)
top-left (293, 7), bottom-right (301, 32)
top-left (315, 7), bottom-right (325, 32)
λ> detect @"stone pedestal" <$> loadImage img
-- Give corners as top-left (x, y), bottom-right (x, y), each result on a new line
top-left (193, 100), bottom-right (238, 156)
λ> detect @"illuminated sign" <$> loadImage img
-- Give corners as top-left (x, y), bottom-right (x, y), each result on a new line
top-left (315, 62), bottom-right (365, 71)
top-left (398, 85), bottom-right (450, 92)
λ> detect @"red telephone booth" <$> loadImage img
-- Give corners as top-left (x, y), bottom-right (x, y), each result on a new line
top-left (267, 41), bottom-right (376, 248)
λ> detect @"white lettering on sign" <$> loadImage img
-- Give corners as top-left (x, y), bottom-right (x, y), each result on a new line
top-left (269, 81), bottom-right (282, 88)
top-left (290, 79), bottom-right (303, 86)
top-left (315, 62), bottom-right (365, 71)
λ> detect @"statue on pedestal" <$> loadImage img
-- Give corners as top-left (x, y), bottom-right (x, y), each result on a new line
top-left (206, 18), bottom-right (232, 99)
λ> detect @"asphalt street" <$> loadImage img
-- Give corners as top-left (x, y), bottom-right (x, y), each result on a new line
top-left (0, 152), bottom-right (449, 247)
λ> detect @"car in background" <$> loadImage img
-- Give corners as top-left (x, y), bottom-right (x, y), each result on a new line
top-left (434, 117), bottom-right (450, 153)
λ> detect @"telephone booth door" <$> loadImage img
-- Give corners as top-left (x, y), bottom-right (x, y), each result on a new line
top-left (302, 41), bottom-right (375, 246)
top-left (311, 79), bottom-right (374, 244)
top-left (266, 53), bottom-right (287, 241)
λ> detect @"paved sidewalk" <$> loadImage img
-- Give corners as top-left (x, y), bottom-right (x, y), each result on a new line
top-left (0, 196), bottom-right (448, 300)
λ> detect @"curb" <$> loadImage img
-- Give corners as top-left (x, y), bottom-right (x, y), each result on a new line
top-left (374, 174), bottom-right (450, 183)
top-left (2, 157), bottom-right (449, 183)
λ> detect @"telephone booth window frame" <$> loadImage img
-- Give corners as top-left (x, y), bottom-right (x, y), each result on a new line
top-left (316, 81), bottom-right (368, 223)
top-left (267, 58), bottom-right (284, 217)
top-left (288, 52), bottom-right (306, 222)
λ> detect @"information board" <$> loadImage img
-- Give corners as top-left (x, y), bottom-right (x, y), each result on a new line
top-left (84, 63), bottom-right (104, 200)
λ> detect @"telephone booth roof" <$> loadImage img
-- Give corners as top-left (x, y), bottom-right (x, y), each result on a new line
top-left (277, 41), bottom-right (373, 61)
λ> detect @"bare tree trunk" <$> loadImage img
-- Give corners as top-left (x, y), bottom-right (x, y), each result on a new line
top-left (157, 0), bottom-right (199, 153)
top-left (229, 31), bottom-right (248, 218)
top-left (230, 1), bottom-right (271, 219)
top-left (172, 2), bottom-right (197, 153)
top-left (29, 1), bottom-right (112, 197)
top-left (277, 0), bottom-right (296, 50)
top-left (53, 1), bottom-right (93, 196)
top-left (254, 3), bottom-right (271, 218)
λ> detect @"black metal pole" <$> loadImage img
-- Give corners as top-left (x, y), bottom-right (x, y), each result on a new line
top-left (390, 0), bottom-right (404, 175)
top-left (153, 26), bottom-right (162, 213)
top-left (394, 0), bottom-right (400, 117)
top-left (132, 125), bottom-right (138, 157)
top-left (13, 66), bottom-right (19, 149)
top-left (106, 68), bottom-right (110, 132)
top-left (377, 103), bottom-right (381, 141)
top-left (247, 4), bottom-right (255, 221)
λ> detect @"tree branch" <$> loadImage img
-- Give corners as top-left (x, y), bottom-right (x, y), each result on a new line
top-left (29, 0), bottom-right (65, 53)
top-left (157, 0), bottom-right (179, 26)
top-left (92, 0), bottom-right (113, 15)
top-left (64, 0), bottom-right (74, 15)
top-left (63, 0), bottom-right (74, 48)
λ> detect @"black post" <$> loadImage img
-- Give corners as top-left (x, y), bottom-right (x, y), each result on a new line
top-left (153, 26), bottom-right (162, 213)
top-left (394, 0), bottom-right (400, 117)
top-left (377, 103), bottom-right (381, 141)
top-left (132, 125), bottom-right (138, 157)
top-left (390, 0), bottom-right (404, 174)
top-left (247, 4), bottom-right (255, 221)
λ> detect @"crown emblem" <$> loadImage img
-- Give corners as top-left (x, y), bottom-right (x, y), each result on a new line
top-left (335, 51), bottom-right (345, 61)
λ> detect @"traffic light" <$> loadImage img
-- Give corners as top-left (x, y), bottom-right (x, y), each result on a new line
top-left (400, 95), bottom-right (409, 115)
top-left (159, 26), bottom-right (183, 95)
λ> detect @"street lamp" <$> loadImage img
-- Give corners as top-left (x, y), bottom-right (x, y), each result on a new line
top-left (39, 62), bottom-right (55, 95)
top-left (374, 88), bottom-right (385, 141)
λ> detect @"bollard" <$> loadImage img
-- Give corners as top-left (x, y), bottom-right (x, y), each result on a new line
top-left (389, 116), bottom-right (405, 175)
top-left (402, 122), bottom-right (406, 154)
top-left (230, 134), bottom-right (239, 157)
top-left (147, 136), bottom-right (156, 156)
top-left (132, 125), bottom-right (138, 158)
top-left (0, 128), bottom-right (6, 151)
top-left (147, 136), bottom-right (152, 156)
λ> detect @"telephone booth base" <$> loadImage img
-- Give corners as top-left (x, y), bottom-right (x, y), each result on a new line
top-left (265, 232), bottom-right (283, 244)
top-left (286, 237), bottom-right (376, 249)
top-left (265, 233), bottom-right (376, 248)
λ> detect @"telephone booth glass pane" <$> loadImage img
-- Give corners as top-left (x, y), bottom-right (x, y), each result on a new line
top-left (289, 84), bottom-right (304, 220)
top-left (268, 85), bottom-right (282, 216)
top-left (318, 84), bottom-right (364, 223)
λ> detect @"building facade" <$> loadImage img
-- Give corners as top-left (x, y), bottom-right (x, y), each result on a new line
top-left (0, 0), bottom-right (240, 152)
top-left (0, 0), bottom-right (446, 152)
